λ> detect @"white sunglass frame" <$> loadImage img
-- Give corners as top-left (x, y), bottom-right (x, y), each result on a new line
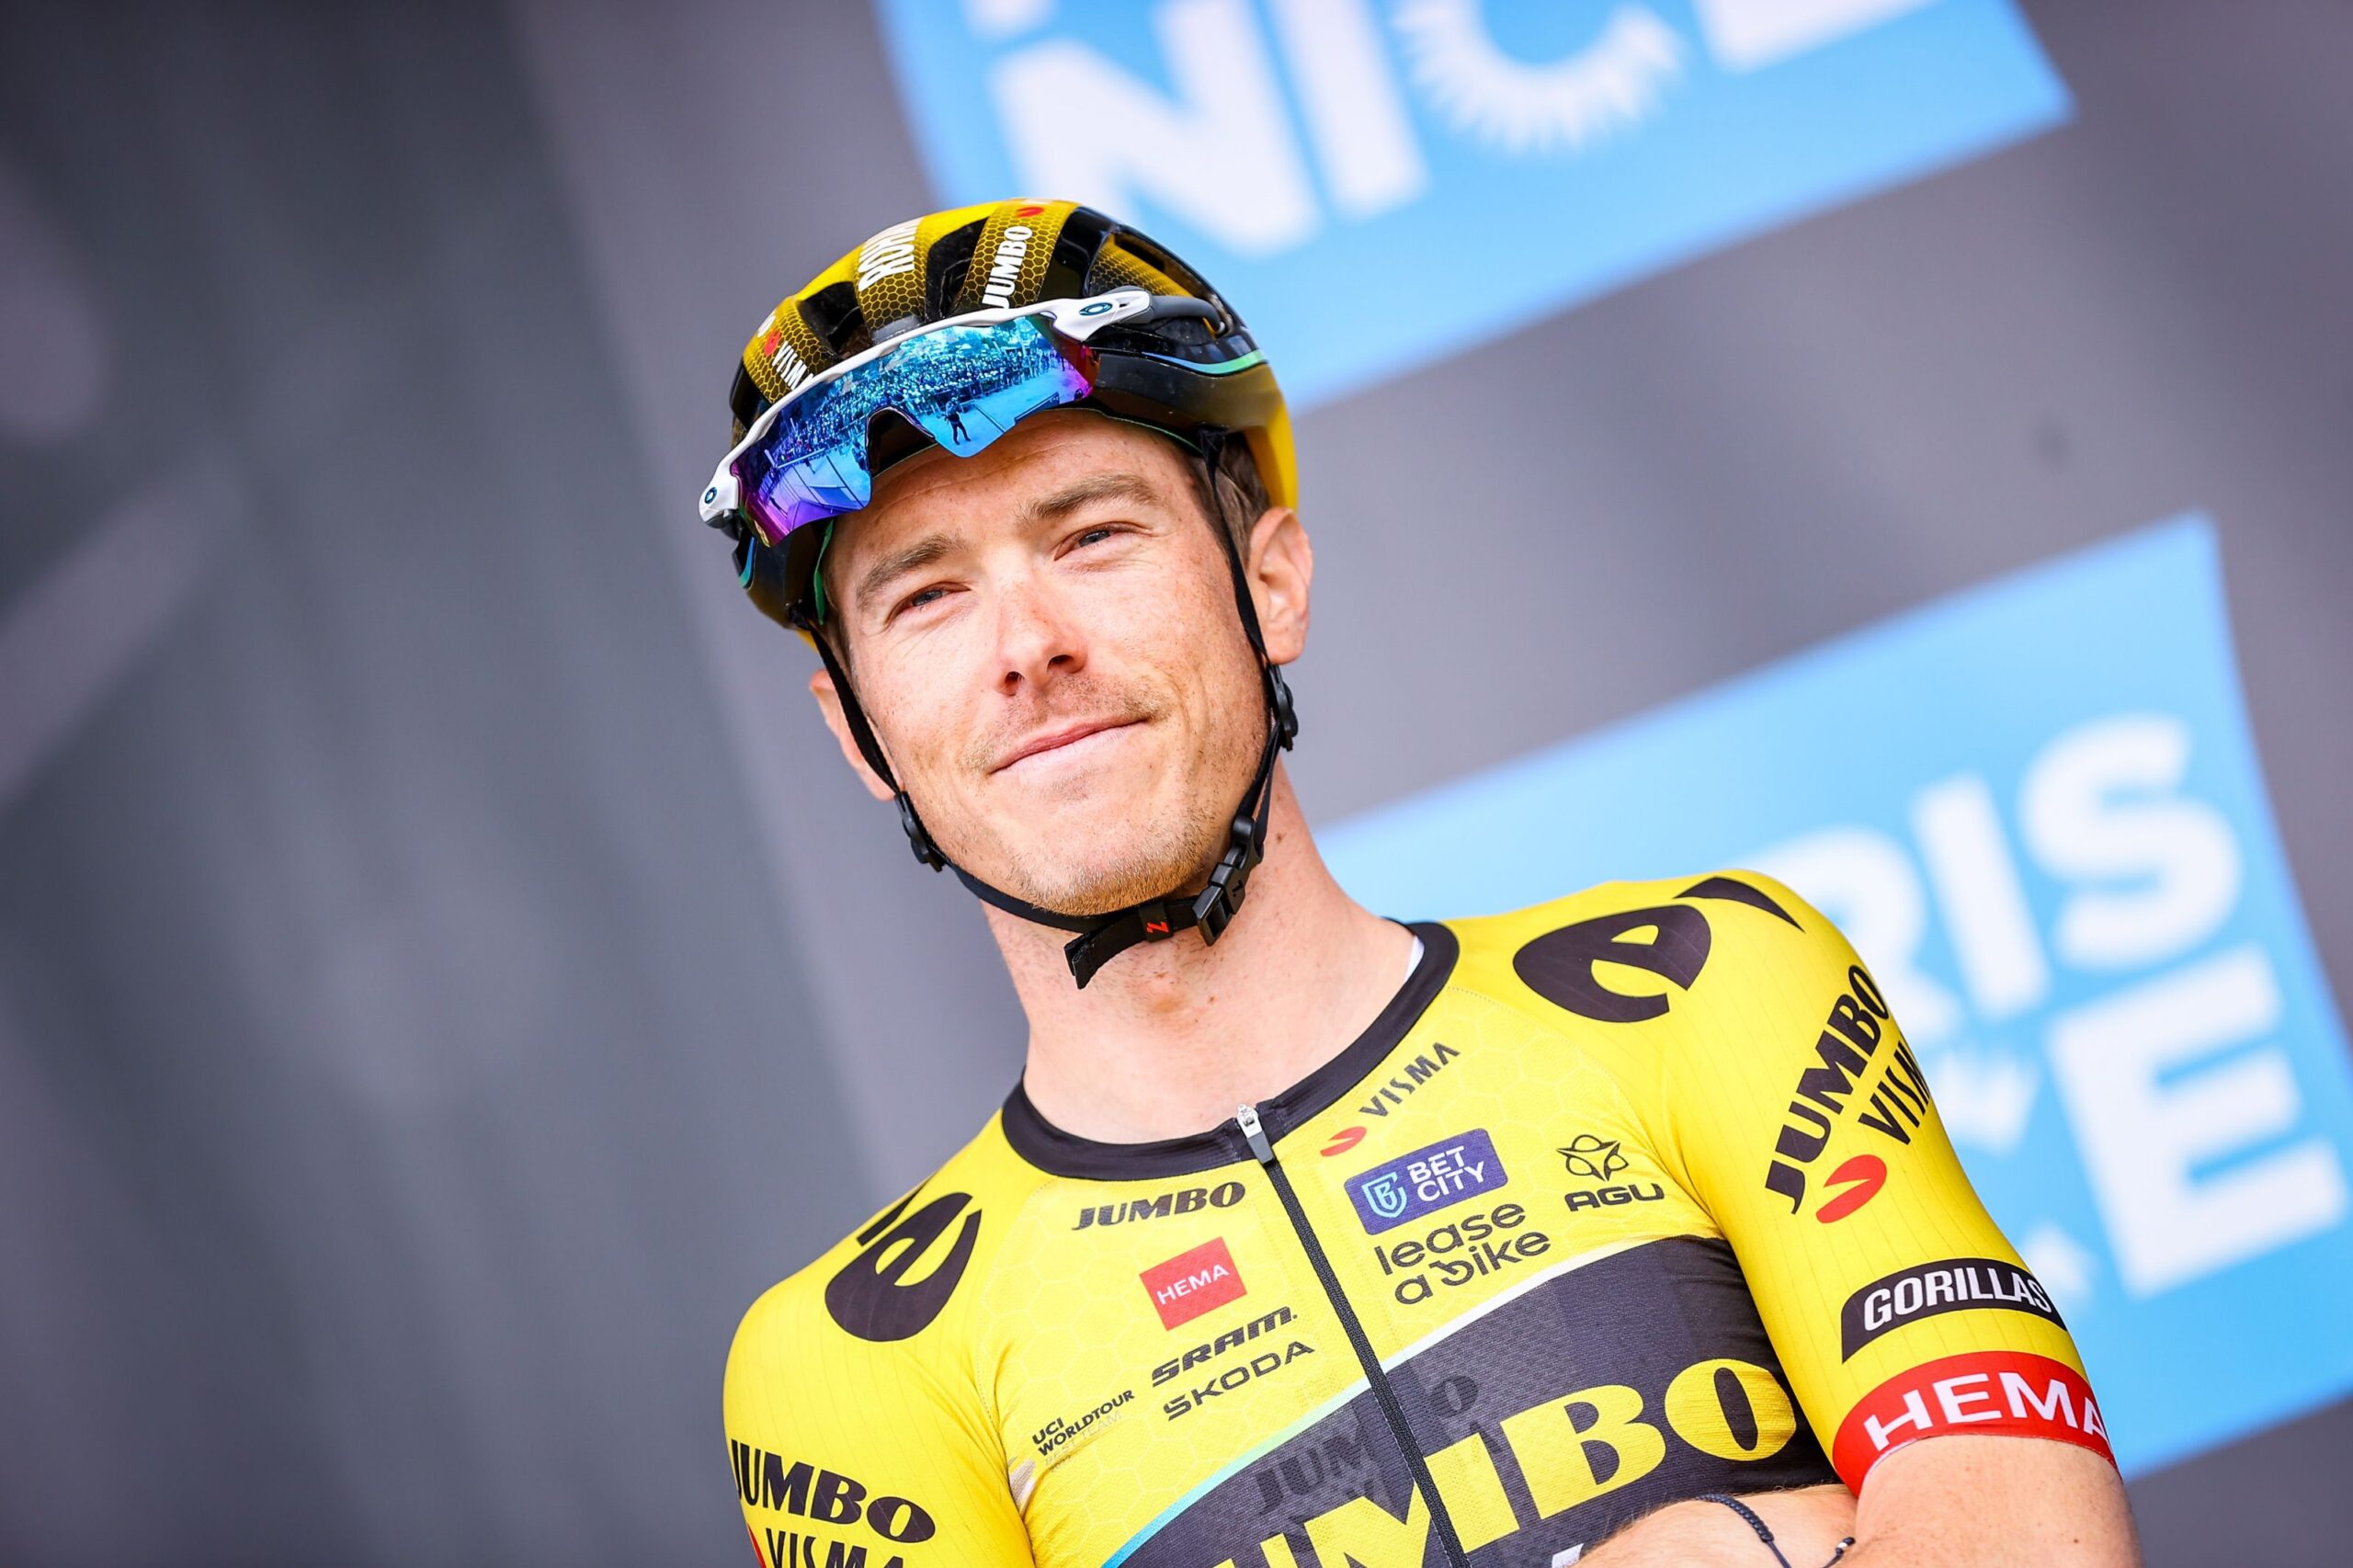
top-left (697, 287), bottom-right (1164, 528)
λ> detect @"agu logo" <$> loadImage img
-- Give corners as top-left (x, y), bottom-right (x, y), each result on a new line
top-left (1142, 1237), bottom-right (1246, 1329)
top-left (1559, 1134), bottom-right (1630, 1180)
top-left (1346, 1128), bottom-right (1506, 1234)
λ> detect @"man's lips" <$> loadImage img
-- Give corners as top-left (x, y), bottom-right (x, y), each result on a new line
top-left (991, 718), bottom-right (1140, 774)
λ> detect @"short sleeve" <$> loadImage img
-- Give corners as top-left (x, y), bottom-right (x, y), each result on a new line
top-left (1661, 870), bottom-right (2119, 1491)
top-left (724, 1275), bottom-right (1034, 1566)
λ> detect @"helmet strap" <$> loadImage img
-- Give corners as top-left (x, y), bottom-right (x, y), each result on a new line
top-left (798, 507), bottom-right (1295, 988)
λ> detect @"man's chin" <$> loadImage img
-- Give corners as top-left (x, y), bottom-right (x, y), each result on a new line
top-left (979, 828), bottom-right (1225, 920)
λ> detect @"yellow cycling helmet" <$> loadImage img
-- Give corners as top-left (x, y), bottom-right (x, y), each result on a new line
top-left (708, 199), bottom-right (1295, 632)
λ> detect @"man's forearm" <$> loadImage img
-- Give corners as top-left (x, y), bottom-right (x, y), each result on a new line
top-left (1840, 1436), bottom-right (2140, 1568)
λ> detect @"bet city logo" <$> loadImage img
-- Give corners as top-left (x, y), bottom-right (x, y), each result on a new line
top-left (1345, 1129), bottom-right (1506, 1233)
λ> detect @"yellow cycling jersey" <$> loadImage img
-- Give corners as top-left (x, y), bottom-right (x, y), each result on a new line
top-left (724, 872), bottom-right (2114, 1568)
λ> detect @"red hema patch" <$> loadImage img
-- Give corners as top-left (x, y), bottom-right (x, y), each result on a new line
top-left (1833, 1350), bottom-right (2114, 1488)
top-left (1141, 1238), bottom-right (1245, 1329)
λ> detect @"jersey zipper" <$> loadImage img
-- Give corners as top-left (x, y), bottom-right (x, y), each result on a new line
top-left (1235, 1102), bottom-right (1472, 1568)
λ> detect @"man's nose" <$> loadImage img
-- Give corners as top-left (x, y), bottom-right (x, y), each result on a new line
top-left (995, 575), bottom-right (1086, 696)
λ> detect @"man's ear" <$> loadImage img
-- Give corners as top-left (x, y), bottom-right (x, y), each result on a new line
top-left (1244, 505), bottom-right (1313, 666)
top-left (808, 665), bottom-right (898, 802)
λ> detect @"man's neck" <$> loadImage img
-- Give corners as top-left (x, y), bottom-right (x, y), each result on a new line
top-left (991, 770), bottom-right (1416, 1145)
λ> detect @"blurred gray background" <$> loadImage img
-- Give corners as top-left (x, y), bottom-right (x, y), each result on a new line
top-left (2, 1), bottom-right (2347, 1562)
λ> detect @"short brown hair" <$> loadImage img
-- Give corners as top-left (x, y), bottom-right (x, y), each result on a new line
top-left (1189, 436), bottom-right (1272, 559)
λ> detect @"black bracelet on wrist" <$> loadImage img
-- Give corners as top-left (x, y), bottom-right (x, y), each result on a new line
top-left (1694, 1494), bottom-right (1795, 1568)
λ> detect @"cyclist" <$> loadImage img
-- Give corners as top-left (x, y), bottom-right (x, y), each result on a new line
top-left (702, 201), bottom-right (2139, 1567)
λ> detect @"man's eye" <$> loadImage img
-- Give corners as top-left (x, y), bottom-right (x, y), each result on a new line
top-left (898, 585), bottom-right (949, 616)
top-left (1073, 525), bottom-right (1121, 549)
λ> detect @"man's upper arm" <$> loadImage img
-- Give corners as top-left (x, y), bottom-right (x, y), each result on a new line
top-left (724, 1275), bottom-right (1032, 1566)
top-left (1662, 870), bottom-right (2120, 1493)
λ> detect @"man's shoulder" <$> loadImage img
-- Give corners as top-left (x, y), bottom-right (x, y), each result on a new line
top-left (1438, 868), bottom-right (1836, 1027)
top-left (729, 1110), bottom-right (1041, 1377)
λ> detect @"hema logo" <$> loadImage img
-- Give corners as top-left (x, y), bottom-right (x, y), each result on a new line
top-left (879, 0), bottom-right (2068, 403)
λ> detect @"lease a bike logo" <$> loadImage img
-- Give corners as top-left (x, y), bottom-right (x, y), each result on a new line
top-left (1346, 1128), bottom-right (1506, 1234)
top-left (824, 1186), bottom-right (981, 1342)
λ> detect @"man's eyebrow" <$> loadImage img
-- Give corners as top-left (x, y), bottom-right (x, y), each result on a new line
top-left (852, 531), bottom-right (959, 612)
top-left (1019, 472), bottom-right (1162, 525)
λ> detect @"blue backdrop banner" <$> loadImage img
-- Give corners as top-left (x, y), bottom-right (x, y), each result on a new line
top-left (876, 0), bottom-right (2070, 406)
top-left (1322, 517), bottom-right (2353, 1474)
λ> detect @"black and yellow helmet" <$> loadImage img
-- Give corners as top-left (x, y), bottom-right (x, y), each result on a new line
top-left (715, 199), bottom-right (1295, 632)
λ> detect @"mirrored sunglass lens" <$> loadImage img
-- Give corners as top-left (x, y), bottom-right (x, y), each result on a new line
top-left (749, 445), bottom-right (869, 540)
top-left (885, 319), bottom-right (1092, 456)
top-left (737, 319), bottom-right (1090, 543)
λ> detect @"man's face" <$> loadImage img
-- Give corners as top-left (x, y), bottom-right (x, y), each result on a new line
top-left (811, 410), bottom-right (1301, 916)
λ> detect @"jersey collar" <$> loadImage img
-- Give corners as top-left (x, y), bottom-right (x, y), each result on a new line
top-left (998, 921), bottom-right (1459, 1180)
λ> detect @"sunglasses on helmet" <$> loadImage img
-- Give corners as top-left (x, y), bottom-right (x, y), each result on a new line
top-left (699, 289), bottom-right (1230, 557)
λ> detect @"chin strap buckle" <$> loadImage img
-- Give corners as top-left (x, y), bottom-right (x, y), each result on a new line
top-left (1190, 814), bottom-right (1260, 944)
top-left (895, 792), bottom-right (946, 870)
top-left (1267, 666), bottom-right (1299, 750)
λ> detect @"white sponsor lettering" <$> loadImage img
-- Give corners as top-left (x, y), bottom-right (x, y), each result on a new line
top-left (764, 324), bottom-right (811, 392)
top-left (1859, 1367), bottom-right (2108, 1457)
top-left (1861, 1389), bottom-right (1936, 1450)
top-left (1932, 1372), bottom-right (2000, 1425)
top-left (2000, 1369), bottom-right (2074, 1426)
top-left (1154, 1263), bottom-right (1231, 1306)
top-left (978, 223), bottom-right (1032, 308)
top-left (857, 219), bottom-right (921, 292)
